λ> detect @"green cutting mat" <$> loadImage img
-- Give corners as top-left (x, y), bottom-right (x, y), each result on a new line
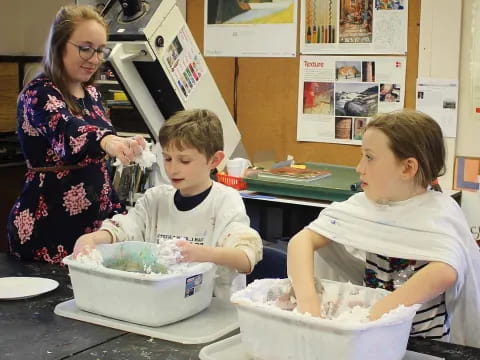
top-left (243, 162), bottom-right (361, 202)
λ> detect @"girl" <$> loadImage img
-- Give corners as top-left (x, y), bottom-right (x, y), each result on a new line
top-left (288, 110), bottom-right (480, 347)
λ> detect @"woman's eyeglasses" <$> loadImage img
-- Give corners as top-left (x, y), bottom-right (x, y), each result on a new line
top-left (69, 42), bottom-right (112, 61)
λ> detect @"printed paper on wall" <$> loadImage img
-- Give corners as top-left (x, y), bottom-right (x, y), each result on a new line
top-left (204, 0), bottom-right (297, 57)
top-left (162, 26), bottom-right (205, 101)
top-left (416, 78), bottom-right (458, 138)
top-left (297, 55), bottom-right (405, 145)
top-left (300, 0), bottom-right (408, 54)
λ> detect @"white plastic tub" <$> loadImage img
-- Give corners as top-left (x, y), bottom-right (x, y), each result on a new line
top-left (231, 279), bottom-right (420, 360)
top-left (63, 241), bottom-right (216, 327)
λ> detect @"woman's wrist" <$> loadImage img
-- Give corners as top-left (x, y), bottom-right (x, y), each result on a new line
top-left (100, 135), bottom-right (114, 154)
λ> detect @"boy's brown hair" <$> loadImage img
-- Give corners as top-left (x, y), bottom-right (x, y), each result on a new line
top-left (158, 109), bottom-right (224, 159)
top-left (365, 110), bottom-right (446, 188)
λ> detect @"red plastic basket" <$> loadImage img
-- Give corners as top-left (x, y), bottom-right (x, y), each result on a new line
top-left (216, 173), bottom-right (247, 190)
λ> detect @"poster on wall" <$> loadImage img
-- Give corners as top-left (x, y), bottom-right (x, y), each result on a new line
top-left (297, 55), bottom-right (406, 145)
top-left (300, 0), bottom-right (408, 55)
top-left (415, 78), bottom-right (458, 138)
top-left (162, 26), bottom-right (205, 102)
top-left (204, 0), bottom-right (297, 57)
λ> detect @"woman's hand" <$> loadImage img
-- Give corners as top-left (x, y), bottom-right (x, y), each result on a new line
top-left (132, 134), bottom-right (147, 149)
top-left (100, 135), bottom-right (146, 165)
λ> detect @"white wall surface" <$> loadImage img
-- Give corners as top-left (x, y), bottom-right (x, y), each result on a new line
top-left (418, 0), bottom-right (462, 189)
top-left (0, 0), bottom-right (73, 55)
top-left (457, 0), bottom-right (480, 157)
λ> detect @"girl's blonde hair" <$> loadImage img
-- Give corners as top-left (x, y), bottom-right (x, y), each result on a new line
top-left (365, 110), bottom-right (446, 188)
top-left (42, 5), bottom-right (107, 115)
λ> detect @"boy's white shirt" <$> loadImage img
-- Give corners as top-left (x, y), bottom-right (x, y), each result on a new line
top-left (307, 191), bottom-right (480, 347)
top-left (101, 181), bottom-right (263, 300)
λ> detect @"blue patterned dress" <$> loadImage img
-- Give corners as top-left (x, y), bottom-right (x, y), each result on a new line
top-left (7, 75), bottom-right (124, 263)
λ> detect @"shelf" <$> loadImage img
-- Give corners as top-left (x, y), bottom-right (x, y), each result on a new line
top-left (96, 80), bottom-right (118, 85)
top-left (106, 100), bottom-right (132, 107)
top-left (117, 132), bottom-right (151, 139)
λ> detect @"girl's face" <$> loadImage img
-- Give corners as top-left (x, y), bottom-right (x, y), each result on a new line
top-left (162, 144), bottom-right (223, 197)
top-left (356, 128), bottom-right (410, 203)
top-left (63, 20), bottom-right (107, 91)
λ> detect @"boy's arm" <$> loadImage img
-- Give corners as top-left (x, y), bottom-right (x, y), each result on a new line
top-left (177, 240), bottom-right (252, 273)
top-left (369, 261), bottom-right (457, 320)
top-left (100, 188), bottom-right (156, 242)
top-left (72, 230), bottom-right (113, 258)
top-left (220, 224), bottom-right (263, 273)
top-left (201, 188), bottom-right (263, 273)
top-left (287, 228), bottom-right (331, 317)
top-left (72, 187), bottom-right (158, 258)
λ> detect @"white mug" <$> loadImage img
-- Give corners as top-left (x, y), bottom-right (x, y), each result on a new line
top-left (226, 158), bottom-right (250, 177)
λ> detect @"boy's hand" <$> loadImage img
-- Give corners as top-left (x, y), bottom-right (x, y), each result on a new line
top-left (72, 234), bottom-right (97, 259)
top-left (176, 239), bottom-right (209, 263)
top-left (72, 230), bottom-right (113, 259)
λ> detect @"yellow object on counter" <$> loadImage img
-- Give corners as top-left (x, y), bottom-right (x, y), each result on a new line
top-left (113, 92), bottom-right (128, 101)
top-left (291, 164), bottom-right (306, 169)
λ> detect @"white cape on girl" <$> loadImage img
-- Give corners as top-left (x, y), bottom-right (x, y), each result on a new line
top-left (308, 191), bottom-right (480, 347)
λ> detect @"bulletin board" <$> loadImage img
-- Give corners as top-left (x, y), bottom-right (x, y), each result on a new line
top-left (187, 0), bottom-right (421, 167)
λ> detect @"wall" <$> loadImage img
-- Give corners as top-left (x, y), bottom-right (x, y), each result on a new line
top-left (187, 0), bottom-right (421, 166)
top-left (418, 0), bottom-right (462, 189)
top-left (0, 0), bottom-right (73, 56)
top-left (457, 0), bottom-right (480, 157)
top-left (0, 64), bottom-right (18, 132)
top-left (456, 0), bottom-right (480, 238)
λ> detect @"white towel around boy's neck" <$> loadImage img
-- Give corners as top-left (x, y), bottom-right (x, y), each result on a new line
top-left (308, 191), bottom-right (480, 347)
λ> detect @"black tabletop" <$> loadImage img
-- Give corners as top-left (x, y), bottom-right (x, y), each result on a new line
top-left (0, 253), bottom-right (212, 360)
top-left (0, 254), bottom-right (125, 360)
top-left (1, 253), bottom-right (479, 360)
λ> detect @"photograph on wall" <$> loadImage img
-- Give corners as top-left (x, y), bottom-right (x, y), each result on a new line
top-left (297, 55), bottom-right (405, 144)
top-left (303, 82), bottom-right (334, 114)
top-left (353, 117), bottom-right (367, 139)
top-left (204, 0), bottom-right (297, 57)
top-left (336, 61), bottom-right (362, 81)
top-left (339, 0), bottom-right (373, 44)
top-left (375, 0), bottom-right (405, 10)
top-left (300, 0), bottom-right (408, 54)
top-left (379, 83), bottom-right (401, 102)
top-left (335, 83), bottom-right (379, 117)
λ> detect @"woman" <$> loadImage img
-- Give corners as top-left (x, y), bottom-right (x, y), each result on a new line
top-left (7, 5), bottom-right (144, 263)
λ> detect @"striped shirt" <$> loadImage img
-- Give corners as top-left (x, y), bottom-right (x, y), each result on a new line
top-left (364, 254), bottom-right (450, 341)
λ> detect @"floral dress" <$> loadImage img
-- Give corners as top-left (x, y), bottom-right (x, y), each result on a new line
top-left (7, 75), bottom-right (124, 263)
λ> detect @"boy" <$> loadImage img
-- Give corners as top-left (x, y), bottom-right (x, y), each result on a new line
top-left (73, 109), bottom-right (263, 299)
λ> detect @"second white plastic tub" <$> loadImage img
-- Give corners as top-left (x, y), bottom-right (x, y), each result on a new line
top-left (231, 278), bottom-right (420, 360)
